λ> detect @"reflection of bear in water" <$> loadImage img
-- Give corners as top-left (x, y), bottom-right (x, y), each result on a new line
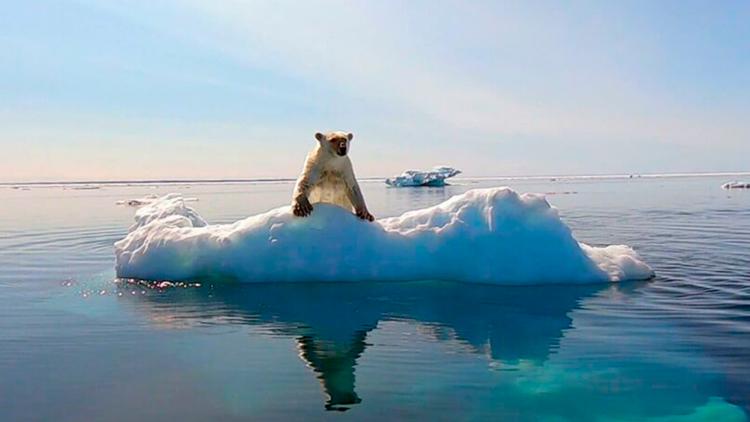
top-left (297, 332), bottom-right (368, 411)
top-left (292, 131), bottom-right (374, 221)
top-left (121, 281), bottom-right (602, 411)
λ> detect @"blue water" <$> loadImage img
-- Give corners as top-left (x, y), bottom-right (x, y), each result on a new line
top-left (1, 176), bottom-right (749, 421)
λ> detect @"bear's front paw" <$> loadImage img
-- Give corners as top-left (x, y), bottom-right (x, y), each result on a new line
top-left (356, 209), bottom-right (374, 222)
top-left (292, 199), bottom-right (313, 217)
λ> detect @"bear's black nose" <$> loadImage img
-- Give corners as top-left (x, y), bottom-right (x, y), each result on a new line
top-left (337, 147), bottom-right (347, 156)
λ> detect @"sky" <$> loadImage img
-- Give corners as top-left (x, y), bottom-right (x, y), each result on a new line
top-left (1, 0), bottom-right (748, 182)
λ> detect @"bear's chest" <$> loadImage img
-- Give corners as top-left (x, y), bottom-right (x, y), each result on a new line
top-left (309, 170), bottom-right (351, 209)
top-left (318, 169), bottom-right (341, 180)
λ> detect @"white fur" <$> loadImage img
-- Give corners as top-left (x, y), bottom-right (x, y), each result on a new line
top-left (292, 131), bottom-right (370, 216)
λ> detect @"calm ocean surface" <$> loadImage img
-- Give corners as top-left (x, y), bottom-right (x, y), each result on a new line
top-left (1, 176), bottom-right (749, 421)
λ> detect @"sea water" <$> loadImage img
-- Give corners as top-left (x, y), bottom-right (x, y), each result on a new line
top-left (1, 176), bottom-right (748, 421)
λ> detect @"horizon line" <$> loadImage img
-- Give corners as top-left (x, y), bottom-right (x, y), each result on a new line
top-left (2, 170), bottom-right (750, 187)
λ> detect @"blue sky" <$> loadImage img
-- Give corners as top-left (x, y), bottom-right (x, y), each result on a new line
top-left (1, 0), bottom-right (748, 181)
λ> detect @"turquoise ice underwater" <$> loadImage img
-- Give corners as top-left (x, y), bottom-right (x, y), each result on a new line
top-left (1, 176), bottom-right (749, 421)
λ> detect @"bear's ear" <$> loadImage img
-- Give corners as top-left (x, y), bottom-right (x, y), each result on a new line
top-left (347, 132), bottom-right (354, 141)
top-left (315, 132), bottom-right (326, 142)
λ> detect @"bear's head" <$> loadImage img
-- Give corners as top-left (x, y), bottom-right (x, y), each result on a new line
top-left (316, 131), bottom-right (354, 157)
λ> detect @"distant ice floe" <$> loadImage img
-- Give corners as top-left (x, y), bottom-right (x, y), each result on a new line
top-left (116, 194), bottom-right (198, 207)
top-left (385, 166), bottom-right (461, 187)
top-left (722, 181), bottom-right (750, 189)
top-left (114, 188), bottom-right (653, 284)
top-left (66, 185), bottom-right (101, 190)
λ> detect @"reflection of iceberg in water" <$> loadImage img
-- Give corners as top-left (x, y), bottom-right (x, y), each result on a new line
top-left (117, 281), bottom-right (605, 411)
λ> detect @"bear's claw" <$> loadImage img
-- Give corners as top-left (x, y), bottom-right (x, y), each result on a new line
top-left (356, 209), bottom-right (374, 222)
top-left (292, 200), bottom-right (313, 217)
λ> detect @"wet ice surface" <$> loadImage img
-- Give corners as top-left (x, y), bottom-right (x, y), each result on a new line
top-left (1, 176), bottom-right (749, 421)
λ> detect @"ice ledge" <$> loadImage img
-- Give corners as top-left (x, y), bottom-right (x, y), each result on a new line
top-left (114, 188), bottom-right (654, 284)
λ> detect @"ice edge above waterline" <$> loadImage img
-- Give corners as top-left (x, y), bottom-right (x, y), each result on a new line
top-left (114, 188), bottom-right (654, 284)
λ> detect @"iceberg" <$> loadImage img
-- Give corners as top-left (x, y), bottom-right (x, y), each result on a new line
top-left (385, 166), bottom-right (461, 187)
top-left (114, 188), bottom-right (653, 284)
top-left (722, 181), bottom-right (750, 189)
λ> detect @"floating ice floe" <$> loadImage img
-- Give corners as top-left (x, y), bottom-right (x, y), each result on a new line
top-left (116, 194), bottom-right (159, 207)
top-left (114, 188), bottom-right (653, 284)
top-left (722, 181), bottom-right (750, 189)
top-left (116, 194), bottom-right (198, 207)
top-left (385, 166), bottom-right (461, 187)
top-left (64, 185), bottom-right (101, 190)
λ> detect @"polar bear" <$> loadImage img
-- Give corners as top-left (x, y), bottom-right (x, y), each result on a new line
top-left (292, 131), bottom-right (374, 221)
